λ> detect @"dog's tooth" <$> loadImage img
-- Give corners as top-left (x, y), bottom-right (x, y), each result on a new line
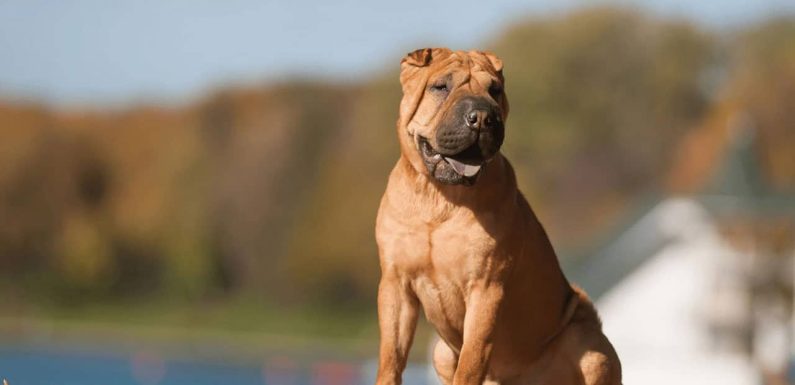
top-left (433, 154), bottom-right (442, 161)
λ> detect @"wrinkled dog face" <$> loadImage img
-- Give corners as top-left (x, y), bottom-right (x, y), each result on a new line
top-left (399, 48), bottom-right (508, 185)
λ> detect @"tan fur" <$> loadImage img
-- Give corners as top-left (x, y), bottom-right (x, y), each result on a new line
top-left (375, 48), bottom-right (621, 385)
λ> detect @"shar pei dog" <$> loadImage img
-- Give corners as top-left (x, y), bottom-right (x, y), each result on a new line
top-left (374, 48), bottom-right (621, 385)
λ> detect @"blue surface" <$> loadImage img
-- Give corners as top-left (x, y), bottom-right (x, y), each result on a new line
top-left (0, 347), bottom-right (433, 385)
top-left (0, 348), bottom-right (266, 385)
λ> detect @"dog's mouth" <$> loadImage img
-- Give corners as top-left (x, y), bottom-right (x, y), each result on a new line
top-left (418, 136), bottom-right (486, 184)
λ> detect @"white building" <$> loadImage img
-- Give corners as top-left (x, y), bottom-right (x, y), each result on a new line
top-left (596, 199), bottom-right (760, 385)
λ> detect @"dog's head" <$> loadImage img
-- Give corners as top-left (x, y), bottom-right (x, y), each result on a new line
top-left (398, 48), bottom-right (508, 186)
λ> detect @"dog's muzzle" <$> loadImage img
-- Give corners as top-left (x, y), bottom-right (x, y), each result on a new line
top-left (418, 96), bottom-right (504, 185)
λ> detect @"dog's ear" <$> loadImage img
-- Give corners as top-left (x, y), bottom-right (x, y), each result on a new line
top-left (401, 48), bottom-right (433, 68)
top-left (482, 51), bottom-right (503, 75)
top-left (399, 48), bottom-right (434, 86)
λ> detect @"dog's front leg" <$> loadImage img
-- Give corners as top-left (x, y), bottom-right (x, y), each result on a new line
top-left (375, 274), bottom-right (419, 385)
top-left (453, 283), bottom-right (503, 385)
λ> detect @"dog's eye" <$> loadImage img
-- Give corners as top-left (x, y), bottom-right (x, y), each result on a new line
top-left (430, 82), bottom-right (449, 93)
top-left (489, 83), bottom-right (503, 98)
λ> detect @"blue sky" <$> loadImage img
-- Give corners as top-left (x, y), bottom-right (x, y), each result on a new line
top-left (1, 0), bottom-right (793, 106)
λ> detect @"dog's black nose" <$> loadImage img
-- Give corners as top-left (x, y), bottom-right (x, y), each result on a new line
top-left (465, 109), bottom-right (497, 130)
top-left (466, 111), bottom-right (479, 126)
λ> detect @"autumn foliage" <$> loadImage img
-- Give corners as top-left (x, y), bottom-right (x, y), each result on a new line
top-left (0, 8), bottom-right (792, 311)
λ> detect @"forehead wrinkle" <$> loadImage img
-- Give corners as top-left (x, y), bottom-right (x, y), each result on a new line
top-left (470, 70), bottom-right (483, 91)
top-left (470, 64), bottom-right (491, 92)
top-left (406, 70), bottom-right (431, 126)
top-left (458, 71), bottom-right (471, 88)
top-left (418, 74), bottom-right (452, 125)
top-left (447, 62), bottom-right (469, 88)
top-left (466, 55), bottom-right (476, 91)
top-left (439, 53), bottom-right (464, 69)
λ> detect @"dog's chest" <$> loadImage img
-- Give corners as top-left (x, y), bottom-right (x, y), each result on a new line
top-left (389, 213), bottom-right (499, 344)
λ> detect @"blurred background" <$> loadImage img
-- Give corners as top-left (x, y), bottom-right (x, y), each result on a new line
top-left (1, 0), bottom-right (794, 384)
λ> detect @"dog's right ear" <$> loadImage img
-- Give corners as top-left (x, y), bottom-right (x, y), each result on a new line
top-left (399, 48), bottom-right (433, 85)
top-left (401, 48), bottom-right (433, 68)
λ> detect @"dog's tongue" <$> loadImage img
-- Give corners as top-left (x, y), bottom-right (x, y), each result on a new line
top-left (444, 157), bottom-right (481, 177)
